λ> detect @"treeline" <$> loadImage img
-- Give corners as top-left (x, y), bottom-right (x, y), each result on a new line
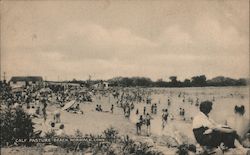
top-left (106, 75), bottom-right (248, 87)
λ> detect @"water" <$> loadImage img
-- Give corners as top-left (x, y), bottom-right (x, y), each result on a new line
top-left (126, 86), bottom-right (249, 141)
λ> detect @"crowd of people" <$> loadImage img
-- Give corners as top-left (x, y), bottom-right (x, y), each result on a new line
top-left (1, 81), bottom-right (249, 154)
top-left (0, 82), bottom-right (91, 136)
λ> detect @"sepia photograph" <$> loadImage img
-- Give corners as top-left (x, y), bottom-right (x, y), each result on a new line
top-left (0, 0), bottom-right (249, 154)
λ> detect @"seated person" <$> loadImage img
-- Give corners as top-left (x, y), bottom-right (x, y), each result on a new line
top-left (98, 105), bottom-right (103, 112)
top-left (75, 103), bottom-right (83, 114)
top-left (75, 103), bottom-right (80, 110)
top-left (55, 124), bottom-right (65, 136)
top-left (67, 103), bottom-right (83, 114)
top-left (192, 101), bottom-right (247, 152)
top-left (96, 104), bottom-right (99, 111)
top-left (49, 122), bottom-right (56, 133)
top-left (226, 105), bottom-right (250, 141)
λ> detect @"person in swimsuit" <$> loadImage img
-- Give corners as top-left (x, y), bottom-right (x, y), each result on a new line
top-left (145, 113), bottom-right (153, 136)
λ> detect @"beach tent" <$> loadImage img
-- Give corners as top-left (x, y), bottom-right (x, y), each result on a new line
top-left (62, 100), bottom-right (76, 111)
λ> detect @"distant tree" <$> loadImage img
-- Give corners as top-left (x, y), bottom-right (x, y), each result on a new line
top-left (169, 76), bottom-right (178, 87)
top-left (154, 79), bottom-right (168, 87)
top-left (131, 77), bottom-right (152, 87)
top-left (206, 76), bottom-right (247, 86)
top-left (191, 75), bottom-right (207, 87)
top-left (236, 78), bottom-right (247, 86)
top-left (106, 75), bottom-right (246, 88)
top-left (169, 76), bottom-right (177, 83)
top-left (120, 78), bottom-right (133, 87)
top-left (183, 79), bottom-right (191, 87)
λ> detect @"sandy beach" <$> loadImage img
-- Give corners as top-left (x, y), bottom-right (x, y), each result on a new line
top-left (15, 86), bottom-right (247, 154)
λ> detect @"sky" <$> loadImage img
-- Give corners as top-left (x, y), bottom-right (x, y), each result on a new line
top-left (1, 0), bottom-right (249, 81)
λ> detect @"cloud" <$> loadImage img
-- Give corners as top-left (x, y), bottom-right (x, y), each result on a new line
top-left (159, 25), bottom-right (193, 46)
top-left (1, 1), bottom-right (248, 81)
top-left (28, 22), bottom-right (157, 62)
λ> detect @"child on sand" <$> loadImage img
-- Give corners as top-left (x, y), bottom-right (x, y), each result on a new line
top-left (168, 99), bottom-right (171, 106)
top-left (136, 109), bottom-right (139, 115)
top-left (181, 108), bottom-right (185, 120)
top-left (56, 124), bottom-right (65, 136)
top-left (49, 122), bottom-right (56, 133)
top-left (111, 104), bottom-right (114, 113)
top-left (53, 110), bottom-right (61, 123)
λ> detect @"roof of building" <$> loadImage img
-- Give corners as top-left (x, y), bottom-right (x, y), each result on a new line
top-left (10, 76), bottom-right (43, 82)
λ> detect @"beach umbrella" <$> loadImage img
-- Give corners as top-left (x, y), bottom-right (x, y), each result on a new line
top-left (62, 100), bottom-right (76, 111)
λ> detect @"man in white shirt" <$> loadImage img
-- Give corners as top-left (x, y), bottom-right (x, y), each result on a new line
top-left (192, 101), bottom-right (240, 149)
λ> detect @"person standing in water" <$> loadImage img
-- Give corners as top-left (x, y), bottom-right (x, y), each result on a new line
top-left (145, 113), bottom-right (153, 136)
top-left (111, 104), bottom-right (114, 113)
top-left (151, 104), bottom-right (154, 114)
top-left (136, 115), bottom-right (144, 135)
top-left (162, 109), bottom-right (169, 130)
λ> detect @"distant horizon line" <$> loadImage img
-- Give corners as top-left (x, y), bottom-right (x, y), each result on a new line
top-left (3, 75), bottom-right (249, 82)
